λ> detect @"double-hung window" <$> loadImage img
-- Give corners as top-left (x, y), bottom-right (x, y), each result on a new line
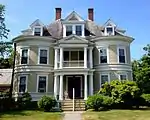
top-left (19, 76), bottom-right (27, 92)
top-left (100, 47), bottom-right (107, 63)
top-left (39, 48), bottom-right (48, 64)
top-left (38, 76), bottom-right (47, 93)
top-left (118, 48), bottom-right (126, 63)
top-left (76, 25), bottom-right (82, 36)
top-left (66, 25), bottom-right (72, 36)
top-left (119, 74), bottom-right (127, 80)
top-left (100, 74), bottom-right (109, 87)
top-left (21, 49), bottom-right (28, 64)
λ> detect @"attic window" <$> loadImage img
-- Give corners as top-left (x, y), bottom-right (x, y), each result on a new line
top-left (105, 26), bottom-right (114, 36)
top-left (33, 27), bottom-right (43, 36)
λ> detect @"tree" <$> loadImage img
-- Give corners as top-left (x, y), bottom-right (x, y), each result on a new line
top-left (132, 44), bottom-right (150, 93)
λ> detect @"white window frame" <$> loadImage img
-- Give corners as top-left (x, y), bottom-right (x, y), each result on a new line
top-left (63, 24), bottom-right (85, 37)
top-left (20, 47), bottom-right (29, 65)
top-left (33, 26), bottom-right (43, 36)
top-left (104, 26), bottom-right (115, 36)
top-left (38, 47), bottom-right (49, 65)
top-left (119, 73), bottom-right (128, 81)
top-left (117, 46), bottom-right (126, 64)
top-left (100, 73), bottom-right (110, 88)
top-left (18, 75), bottom-right (28, 93)
top-left (99, 46), bottom-right (109, 64)
top-left (36, 75), bottom-right (48, 93)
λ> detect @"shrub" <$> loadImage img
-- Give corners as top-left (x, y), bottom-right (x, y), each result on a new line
top-left (99, 80), bottom-right (141, 108)
top-left (86, 94), bottom-right (113, 111)
top-left (141, 94), bottom-right (150, 106)
top-left (38, 95), bottom-right (57, 112)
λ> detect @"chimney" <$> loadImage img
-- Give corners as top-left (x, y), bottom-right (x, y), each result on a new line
top-left (88, 8), bottom-right (94, 21)
top-left (55, 8), bottom-right (62, 20)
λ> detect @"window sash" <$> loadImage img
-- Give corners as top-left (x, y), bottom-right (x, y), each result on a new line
top-left (66, 25), bottom-right (72, 36)
top-left (19, 76), bottom-right (26, 92)
top-left (100, 48), bottom-right (107, 63)
top-left (34, 28), bottom-right (41, 36)
top-left (119, 48), bottom-right (125, 63)
top-left (38, 76), bottom-right (46, 93)
top-left (101, 75), bottom-right (108, 85)
top-left (21, 49), bottom-right (28, 64)
top-left (40, 49), bottom-right (48, 64)
top-left (76, 25), bottom-right (82, 36)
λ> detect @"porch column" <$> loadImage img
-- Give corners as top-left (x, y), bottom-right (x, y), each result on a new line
top-left (54, 48), bottom-right (58, 69)
top-left (59, 75), bottom-right (63, 100)
top-left (84, 47), bottom-right (87, 68)
top-left (84, 74), bottom-right (88, 100)
top-left (89, 47), bottom-right (93, 68)
top-left (54, 75), bottom-right (58, 99)
top-left (89, 74), bottom-right (93, 96)
top-left (59, 47), bottom-right (63, 69)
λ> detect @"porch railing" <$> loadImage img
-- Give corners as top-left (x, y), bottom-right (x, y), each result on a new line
top-left (63, 60), bottom-right (84, 67)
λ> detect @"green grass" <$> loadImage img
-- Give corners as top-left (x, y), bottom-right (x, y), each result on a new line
top-left (0, 110), bottom-right (63, 120)
top-left (82, 110), bottom-right (150, 120)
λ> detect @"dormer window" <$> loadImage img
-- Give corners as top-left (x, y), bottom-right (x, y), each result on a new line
top-left (33, 27), bottom-right (43, 36)
top-left (66, 25), bottom-right (72, 36)
top-left (105, 26), bottom-right (115, 36)
top-left (76, 25), bottom-right (82, 36)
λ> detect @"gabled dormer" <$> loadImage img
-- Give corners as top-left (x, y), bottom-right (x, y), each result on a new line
top-left (30, 19), bottom-right (44, 36)
top-left (62, 11), bottom-right (85, 37)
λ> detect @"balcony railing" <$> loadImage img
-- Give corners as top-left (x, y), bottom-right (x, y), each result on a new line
top-left (63, 60), bottom-right (84, 67)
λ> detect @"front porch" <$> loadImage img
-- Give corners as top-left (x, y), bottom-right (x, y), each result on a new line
top-left (53, 74), bottom-right (94, 100)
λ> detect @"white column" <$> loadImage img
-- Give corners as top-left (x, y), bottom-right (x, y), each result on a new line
top-left (59, 47), bottom-right (63, 69)
top-left (84, 47), bottom-right (87, 68)
top-left (84, 74), bottom-right (88, 100)
top-left (59, 75), bottom-right (63, 100)
top-left (89, 74), bottom-right (93, 96)
top-left (80, 78), bottom-right (83, 98)
top-left (54, 48), bottom-right (58, 69)
top-left (54, 75), bottom-right (58, 99)
top-left (89, 47), bottom-right (93, 68)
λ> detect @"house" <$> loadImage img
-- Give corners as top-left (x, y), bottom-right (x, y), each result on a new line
top-left (12, 8), bottom-right (133, 101)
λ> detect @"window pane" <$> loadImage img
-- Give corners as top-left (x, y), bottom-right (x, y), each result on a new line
top-left (66, 26), bottom-right (72, 36)
top-left (119, 49), bottom-right (125, 56)
top-left (100, 48), bottom-right (107, 63)
top-left (101, 75), bottom-right (108, 85)
top-left (64, 51), bottom-right (69, 61)
top-left (34, 28), bottom-right (41, 36)
top-left (120, 75), bottom-right (127, 80)
top-left (19, 76), bottom-right (26, 92)
top-left (100, 56), bottom-right (107, 63)
top-left (106, 27), bottom-right (113, 32)
top-left (40, 50), bottom-right (47, 57)
top-left (119, 48), bottom-right (125, 63)
top-left (38, 76), bottom-right (46, 93)
top-left (79, 51), bottom-right (84, 60)
top-left (22, 49), bottom-right (28, 57)
top-left (35, 28), bottom-right (41, 32)
top-left (119, 56), bottom-right (125, 63)
top-left (21, 49), bottom-right (28, 64)
top-left (71, 51), bottom-right (78, 60)
top-left (40, 50), bottom-right (47, 64)
top-left (76, 25), bottom-right (82, 36)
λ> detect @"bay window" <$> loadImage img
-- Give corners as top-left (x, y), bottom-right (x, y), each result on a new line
top-left (39, 48), bottom-right (49, 64)
top-left (118, 47), bottom-right (126, 63)
top-left (99, 47), bottom-right (107, 63)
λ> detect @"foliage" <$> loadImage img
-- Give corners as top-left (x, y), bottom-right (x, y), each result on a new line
top-left (99, 80), bottom-right (141, 108)
top-left (141, 94), bottom-right (150, 106)
top-left (38, 95), bottom-right (57, 112)
top-left (86, 94), bottom-right (113, 111)
top-left (132, 44), bottom-right (150, 93)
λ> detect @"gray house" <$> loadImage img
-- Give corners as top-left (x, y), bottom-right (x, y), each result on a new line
top-left (12, 8), bottom-right (133, 101)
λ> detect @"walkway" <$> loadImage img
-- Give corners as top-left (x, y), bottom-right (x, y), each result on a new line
top-left (63, 111), bottom-right (83, 120)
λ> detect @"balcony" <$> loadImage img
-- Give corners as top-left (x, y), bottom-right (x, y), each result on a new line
top-left (63, 60), bottom-right (84, 67)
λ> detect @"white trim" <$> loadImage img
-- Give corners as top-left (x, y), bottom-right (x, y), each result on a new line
top-left (38, 47), bottom-right (49, 65)
top-left (20, 47), bottom-right (30, 65)
top-left (18, 75), bottom-right (28, 93)
top-left (117, 46), bottom-right (127, 64)
top-left (100, 73), bottom-right (110, 88)
top-left (104, 26), bottom-right (115, 36)
top-left (33, 26), bottom-right (43, 36)
top-left (98, 46), bottom-right (109, 64)
top-left (36, 75), bottom-right (48, 93)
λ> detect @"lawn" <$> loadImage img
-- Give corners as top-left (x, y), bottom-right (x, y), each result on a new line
top-left (0, 110), bottom-right (63, 120)
top-left (82, 110), bottom-right (150, 120)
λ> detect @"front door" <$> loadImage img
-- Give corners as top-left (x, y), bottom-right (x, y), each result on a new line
top-left (68, 76), bottom-right (81, 99)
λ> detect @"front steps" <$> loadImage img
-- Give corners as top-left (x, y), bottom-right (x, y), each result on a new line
top-left (61, 99), bottom-right (85, 111)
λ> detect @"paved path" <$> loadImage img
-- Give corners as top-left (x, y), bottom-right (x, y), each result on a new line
top-left (63, 111), bottom-right (83, 120)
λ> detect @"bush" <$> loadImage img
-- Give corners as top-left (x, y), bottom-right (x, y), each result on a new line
top-left (38, 95), bottom-right (57, 112)
top-left (86, 94), bottom-right (113, 111)
top-left (141, 94), bottom-right (150, 106)
top-left (99, 80), bottom-right (141, 108)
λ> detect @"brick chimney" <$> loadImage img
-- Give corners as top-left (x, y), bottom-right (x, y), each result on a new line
top-left (88, 8), bottom-right (94, 21)
top-left (55, 8), bottom-right (62, 20)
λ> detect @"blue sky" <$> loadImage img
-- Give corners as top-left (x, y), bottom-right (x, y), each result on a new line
top-left (0, 0), bottom-right (150, 60)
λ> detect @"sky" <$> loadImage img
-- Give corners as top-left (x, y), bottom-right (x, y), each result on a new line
top-left (0, 0), bottom-right (150, 60)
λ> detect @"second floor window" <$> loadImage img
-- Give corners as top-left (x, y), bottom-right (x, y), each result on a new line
top-left (38, 76), bottom-right (47, 93)
top-left (76, 25), bottom-right (82, 36)
top-left (21, 49), bottom-right (28, 64)
top-left (100, 48), bottom-right (107, 63)
top-left (119, 48), bottom-right (125, 63)
top-left (39, 49), bottom-right (48, 64)
top-left (19, 76), bottom-right (27, 92)
top-left (66, 25), bottom-right (72, 36)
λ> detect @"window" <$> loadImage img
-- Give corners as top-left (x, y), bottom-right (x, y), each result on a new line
top-left (21, 49), bottom-right (28, 64)
top-left (79, 51), bottom-right (84, 60)
top-left (100, 48), bottom-right (107, 63)
top-left (39, 49), bottom-right (48, 64)
top-left (120, 74), bottom-right (127, 80)
top-left (100, 74), bottom-right (109, 87)
top-left (38, 76), bottom-right (47, 93)
top-left (34, 27), bottom-right (42, 36)
top-left (19, 76), bottom-right (27, 92)
top-left (105, 26), bottom-right (114, 36)
top-left (119, 48), bottom-right (126, 63)
top-left (66, 25), bottom-right (72, 36)
top-left (76, 25), bottom-right (82, 36)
